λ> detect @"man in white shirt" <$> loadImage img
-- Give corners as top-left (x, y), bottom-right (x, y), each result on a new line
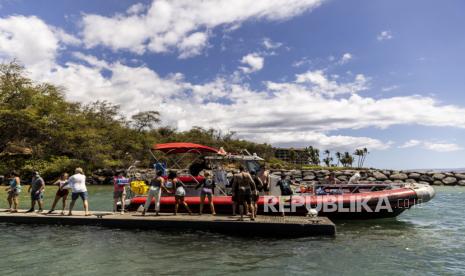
top-left (67, 167), bottom-right (90, 216)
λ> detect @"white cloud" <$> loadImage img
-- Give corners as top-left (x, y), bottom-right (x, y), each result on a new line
top-left (339, 52), bottom-right (352, 64)
top-left (239, 53), bottom-right (264, 73)
top-left (424, 142), bottom-right (463, 152)
top-left (377, 30), bottom-right (393, 41)
top-left (399, 139), bottom-right (422, 148)
top-left (399, 140), bottom-right (463, 152)
top-left (263, 37), bottom-right (283, 49)
top-left (81, 0), bottom-right (324, 58)
top-left (294, 70), bottom-right (368, 96)
top-left (3, 15), bottom-right (465, 152)
top-left (0, 15), bottom-right (79, 70)
top-left (381, 85), bottom-right (399, 92)
top-left (127, 3), bottom-right (146, 15)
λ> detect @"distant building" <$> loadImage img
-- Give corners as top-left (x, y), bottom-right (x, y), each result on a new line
top-left (274, 148), bottom-right (309, 165)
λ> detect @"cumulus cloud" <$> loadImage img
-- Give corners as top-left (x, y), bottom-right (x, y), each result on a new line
top-left (81, 0), bottom-right (324, 57)
top-left (3, 14), bottom-right (465, 152)
top-left (424, 142), bottom-right (463, 152)
top-left (0, 15), bottom-right (75, 68)
top-left (377, 30), bottom-right (393, 41)
top-left (339, 52), bottom-right (352, 64)
top-left (399, 140), bottom-right (463, 152)
top-left (263, 37), bottom-right (283, 49)
top-left (27, 53), bottom-right (465, 151)
top-left (293, 70), bottom-right (368, 96)
top-left (239, 53), bottom-right (264, 73)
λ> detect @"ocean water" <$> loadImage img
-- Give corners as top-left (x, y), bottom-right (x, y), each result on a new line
top-left (0, 185), bottom-right (464, 275)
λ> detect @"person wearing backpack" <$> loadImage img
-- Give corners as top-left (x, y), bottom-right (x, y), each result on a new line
top-left (276, 173), bottom-right (293, 216)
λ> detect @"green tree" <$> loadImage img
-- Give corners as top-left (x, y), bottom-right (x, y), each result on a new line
top-left (131, 110), bottom-right (161, 132)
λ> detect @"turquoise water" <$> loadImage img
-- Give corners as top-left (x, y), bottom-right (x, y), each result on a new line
top-left (1, 186), bottom-right (464, 275)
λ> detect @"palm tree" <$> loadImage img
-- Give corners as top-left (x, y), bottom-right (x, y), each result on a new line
top-left (360, 148), bottom-right (369, 167)
top-left (335, 152), bottom-right (342, 167)
top-left (354, 149), bottom-right (363, 168)
top-left (305, 146), bottom-right (320, 165)
top-left (342, 152), bottom-right (354, 167)
top-left (323, 149), bottom-right (332, 167)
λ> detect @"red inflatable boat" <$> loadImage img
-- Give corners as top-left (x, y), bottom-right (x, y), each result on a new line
top-left (124, 183), bottom-right (435, 220)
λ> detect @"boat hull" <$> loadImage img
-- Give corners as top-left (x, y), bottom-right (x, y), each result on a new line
top-left (123, 184), bottom-right (434, 220)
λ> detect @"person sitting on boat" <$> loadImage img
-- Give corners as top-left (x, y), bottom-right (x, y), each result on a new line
top-left (231, 166), bottom-right (256, 221)
top-left (325, 172), bottom-right (341, 185)
top-left (142, 170), bottom-right (167, 216)
top-left (113, 171), bottom-right (129, 214)
top-left (195, 172), bottom-right (216, 215)
top-left (48, 173), bottom-right (70, 215)
top-left (250, 170), bottom-right (263, 217)
top-left (5, 171), bottom-right (21, 213)
top-left (348, 172), bottom-right (361, 184)
top-left (169, 171), bottom-right (192, 215)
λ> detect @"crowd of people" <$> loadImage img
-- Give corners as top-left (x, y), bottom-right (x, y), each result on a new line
top-left (2, 165), bottom-right (282, 220)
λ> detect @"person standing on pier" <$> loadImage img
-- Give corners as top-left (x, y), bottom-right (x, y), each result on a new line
top-left (195, 171), bottom-right (216, 215)
top-left (113, 171), bottom-right (129, 214)
top-left (26, 172), bottom-right (45, 213)
top-left (48, 173), bottom-right (70, 215)
top-left (231, 166), bottom-right (256, 221)
top-left (6, 171), bottom-right (21, 212)
top-left (169, 171), bottom-right (192, 215)
top-left (259, 165), bottom-right (271, 195)
top-left (67, 168), bottom-right (90, 216)
top-left (250, 170), bottom-right (263, 217)
top-left (142, 170), bottom-right (166, 216)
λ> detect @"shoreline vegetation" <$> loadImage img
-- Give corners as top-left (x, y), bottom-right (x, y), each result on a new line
top-left (1, 62), bottom-right (464, 186)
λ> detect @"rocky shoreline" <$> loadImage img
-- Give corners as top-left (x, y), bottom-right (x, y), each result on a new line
top-left (3, 168), bottom-right (464, 186)
top-left (269, 169), bottom-right (465, 186)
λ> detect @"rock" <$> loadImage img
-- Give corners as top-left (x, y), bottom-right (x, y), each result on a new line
top-left (383, 180), bottom-right (393, 184)
top-left (454, 173), bottom-right (465, 180)
top-left (405, 179), bottom-right (417, 183)
top-left (442, 177), bottom-right (457, 185)
top-left (291, 170), bottom-right (301, 176)
top-left (418, 181), bottom-right (430, 185)
top-left (382, 170), bottom-right (392, 176)
top-left (433, 181), bottom-right (443, 186)
top-left (432, 173), bottom-right (446, 180)
top-left (302, 171), bottom-right (315, 176)
top-left (419, 175), bottom-right (433, 183)
top-left (390, 173), bottom-right (408, 180)
top-left (373, 171), bottom-right (388, 181)
top-left (445, 172), bottom-right (454, 177)
top-left (408, 173), bottom-right (421, 179)
top-left (303, 175), bottom-right (316, 181)
top-left (458, 180), bottom-right (465, 186)
top-left (337, 175), bottom-right (348, 182)
top-left (367, 177), bottom-right (377, 182)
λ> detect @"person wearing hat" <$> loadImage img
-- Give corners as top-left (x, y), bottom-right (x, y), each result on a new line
top-left (67, 167), bottom-right (90, 216)
top-left (26, 171), bottom-right (45, 213)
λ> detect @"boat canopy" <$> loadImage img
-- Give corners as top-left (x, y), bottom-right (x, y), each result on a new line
top-left (152, 142), bottom-right (220, 154)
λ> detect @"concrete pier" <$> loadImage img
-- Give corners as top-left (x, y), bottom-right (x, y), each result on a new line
top-left (0, 209), bottom-right (336, 238)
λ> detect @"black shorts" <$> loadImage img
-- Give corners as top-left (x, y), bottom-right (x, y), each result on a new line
top-left (251, 192), bottom-right (259, 203)
top-left (237, 188), bottom-right (251, 204)
top-left (263, 185), bottom-right (270, 192)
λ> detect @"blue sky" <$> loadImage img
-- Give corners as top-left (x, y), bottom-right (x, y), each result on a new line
top-left (1, 0), bottom-right (464, 169)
